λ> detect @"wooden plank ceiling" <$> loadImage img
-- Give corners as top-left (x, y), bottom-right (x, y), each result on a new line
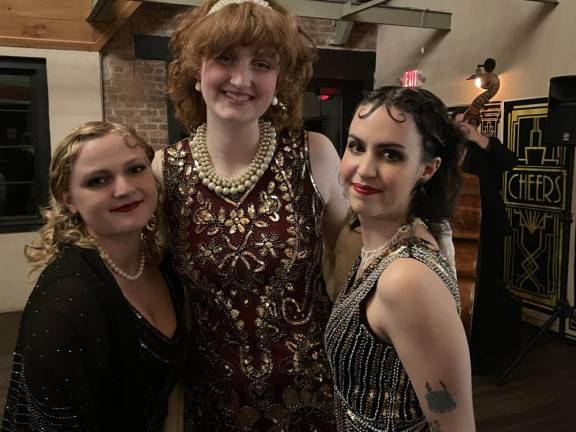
top-left (0, 0), bottom-right (141, 51)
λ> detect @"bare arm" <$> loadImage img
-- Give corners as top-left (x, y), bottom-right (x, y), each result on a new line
top-left (151, 149), bottom-right (168, 248)
top-left (429, 220), bottom-right (457, 276)
top-left (456, 120), bottom-right (490, 150)
top-left (308, 132), bottom-right (350, 299)
top-left (456, 120), bottom-right (517, 171)
top-left (367, 259), bottom-right (475, 431)
top-left (307, 131), bottom-right (349, 251)
top-left (152, 149), bottom-right (165, 186)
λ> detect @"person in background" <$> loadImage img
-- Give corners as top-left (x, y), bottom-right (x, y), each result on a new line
top-left (1, 121), bottom-right (187, 432)
top-left (325, 87), bottom-right (475, 431)
top-left (453, 108), bottom-right (519, 372)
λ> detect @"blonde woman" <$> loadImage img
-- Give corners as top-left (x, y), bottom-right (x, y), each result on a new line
top-left (2, 122), bottom-right (187, 432)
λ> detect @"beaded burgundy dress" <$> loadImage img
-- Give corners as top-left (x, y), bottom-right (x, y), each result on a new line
top-left (163, 129), bottom-right (335, 431)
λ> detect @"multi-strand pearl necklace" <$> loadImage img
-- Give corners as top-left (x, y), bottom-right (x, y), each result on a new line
top-left (191, 120), bottom-right (277, 196)
top-left (94, 241), bottom-right (146, 281)
top-left (358, 218), bottom-right (427, 275)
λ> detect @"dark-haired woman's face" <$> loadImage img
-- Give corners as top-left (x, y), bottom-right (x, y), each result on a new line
top-left (341, 104), bottom-right (440, 224)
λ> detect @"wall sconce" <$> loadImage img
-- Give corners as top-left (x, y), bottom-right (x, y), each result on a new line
top-left (467, 66), bottom-right (483, 89)
top-left (466, 58), bottom-right (497, 89)
top-left (463, 58), bottom-right (500, 126)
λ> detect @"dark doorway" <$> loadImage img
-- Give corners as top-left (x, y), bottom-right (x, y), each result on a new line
top-left (304, 49), bottom-right (375, 156)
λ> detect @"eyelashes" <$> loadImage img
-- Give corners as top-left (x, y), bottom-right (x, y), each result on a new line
top-left (346, 141), bottom-right (404, 162)
top-left (84, 164), bottom-right (148, 189)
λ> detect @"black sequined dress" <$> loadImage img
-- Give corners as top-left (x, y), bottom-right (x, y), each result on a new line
top-left (325, 238), bottom-right (460, 432)
top-left (1, 246), bottom-right (187, 432)
top-left (163, 129), bottom-right (335, 431)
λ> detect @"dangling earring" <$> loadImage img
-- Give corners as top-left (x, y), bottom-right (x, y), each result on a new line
top-left (272, 95), bottom-right (279, 107)
top-left (145, 214), bottom-right (157, 232)
top-left (418, 182), bottom-right (426, 195)
top-left (195, 81), bottom-right (201, 92)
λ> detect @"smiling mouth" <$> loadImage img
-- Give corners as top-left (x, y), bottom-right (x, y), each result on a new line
top-left (224, 91), bottom-right (252, 103)
top-left (111, 201), bottom-right (143, 213)
top-left (352, 183), bottom-right (382, 195)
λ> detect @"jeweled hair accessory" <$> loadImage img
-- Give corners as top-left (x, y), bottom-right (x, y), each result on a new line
top-left (208, 0), bottom-right (271, 15)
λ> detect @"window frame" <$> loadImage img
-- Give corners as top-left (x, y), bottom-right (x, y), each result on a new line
top-left (0, 57), bottom-right (51, 233)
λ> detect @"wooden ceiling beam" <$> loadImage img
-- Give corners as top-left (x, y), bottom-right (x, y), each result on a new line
top-left (0, 0), bottom-right (141, 51)
top-left (91, 1), bottom-right (141, 51)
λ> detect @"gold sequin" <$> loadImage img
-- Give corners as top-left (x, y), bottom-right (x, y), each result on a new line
top-left (164, 130), bottom-right (334, 430)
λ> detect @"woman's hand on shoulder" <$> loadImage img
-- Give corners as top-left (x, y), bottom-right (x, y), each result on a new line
top-left (307, 131), bottom-right (348, 251)
top-left (370, 258), bottom-right (475, 432)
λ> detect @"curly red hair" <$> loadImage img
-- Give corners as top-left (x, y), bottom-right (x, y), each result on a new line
top-left (168, 0), bottom-right (316, 131)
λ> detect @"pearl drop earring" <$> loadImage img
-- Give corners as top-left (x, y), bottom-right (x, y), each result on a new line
top-left (195, 82), bottom-right (201, 92)
top-left (272, 96), bottom-right (279, 107)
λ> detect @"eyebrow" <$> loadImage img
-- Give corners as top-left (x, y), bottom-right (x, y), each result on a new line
top-left (252, 48), bottom-right (280, 62)
top-left (348, 134), bottom-right (406, 149)
top-left (79, 157), bottom-right (148, 179)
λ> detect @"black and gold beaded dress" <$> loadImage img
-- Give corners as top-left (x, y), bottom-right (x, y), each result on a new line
top-left (163, 129), bottom-right (335, 430)
top-left (324, 237), bottom-right (460, 432)
top-left (1, 246), bottom-right (187, 432)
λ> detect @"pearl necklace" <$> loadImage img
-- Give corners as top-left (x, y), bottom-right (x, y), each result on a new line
top-left (358, 218), bottom-right (427, 275)
top-left (191, 120), bottom-right (277, 196)
top-left (94, 241), bottom-right (146, 281)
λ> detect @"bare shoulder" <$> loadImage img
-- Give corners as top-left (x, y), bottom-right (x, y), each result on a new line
top-left (307, 131), bottom-right (341, 170)
top-left (376, 257), bottom-right (456, 315)
top-left (305, 131), bottom-right (348, 245)
top-left (152, 149), bottom-right (164, 183)
top-left (307, 131), bottom-right (337, 155)
top-left (306, 131), bottom-right (340, 192)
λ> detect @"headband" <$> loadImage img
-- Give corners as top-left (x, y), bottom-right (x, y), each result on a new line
top-left (208, 0), bottom-right (271, 15)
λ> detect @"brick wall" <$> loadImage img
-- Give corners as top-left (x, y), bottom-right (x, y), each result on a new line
top-left (101, 3), bottom-right (376, 150)
top-left (101, 4), bottom-right (185, 149)
top-left (299, 18), bottom-right (376, 50)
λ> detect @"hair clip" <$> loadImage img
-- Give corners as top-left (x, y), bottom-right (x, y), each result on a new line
top-left (208, 0), bottom-right (271, 15)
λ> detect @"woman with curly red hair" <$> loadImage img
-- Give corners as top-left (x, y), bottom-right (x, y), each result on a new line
top-left (154, 0), bottom-right (348, 429)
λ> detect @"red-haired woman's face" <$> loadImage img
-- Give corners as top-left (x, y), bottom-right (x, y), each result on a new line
top-left (200, 45), bottom-right (279, 125)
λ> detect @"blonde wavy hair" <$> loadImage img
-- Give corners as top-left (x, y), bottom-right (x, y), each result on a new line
top-left (168, 0), bottom-right (316, 131)
top-left (25, 121), bottom-right (164, 272)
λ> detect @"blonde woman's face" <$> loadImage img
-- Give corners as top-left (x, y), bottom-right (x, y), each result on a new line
top-left (63, 133), bottom-right (157, 242)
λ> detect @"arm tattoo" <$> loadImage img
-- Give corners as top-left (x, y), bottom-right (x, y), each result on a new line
top-left (429, 420), bottom-right (443, 432)
top-left (425, 381), bottom-right (457, 413)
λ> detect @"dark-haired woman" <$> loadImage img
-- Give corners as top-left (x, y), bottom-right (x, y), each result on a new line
top-left (325, 87), bottom-right (475, 431)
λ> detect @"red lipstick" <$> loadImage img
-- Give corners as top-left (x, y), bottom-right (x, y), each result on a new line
top-left (352, 183), bottom-right (382, 195)
top-left (111, 201), bottom-right (143, 213)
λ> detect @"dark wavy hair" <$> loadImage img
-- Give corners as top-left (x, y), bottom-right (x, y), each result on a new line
top-left (168, 0), bottom-right (316, 132)
top-left (349, 86), bottom-right (464, 230)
